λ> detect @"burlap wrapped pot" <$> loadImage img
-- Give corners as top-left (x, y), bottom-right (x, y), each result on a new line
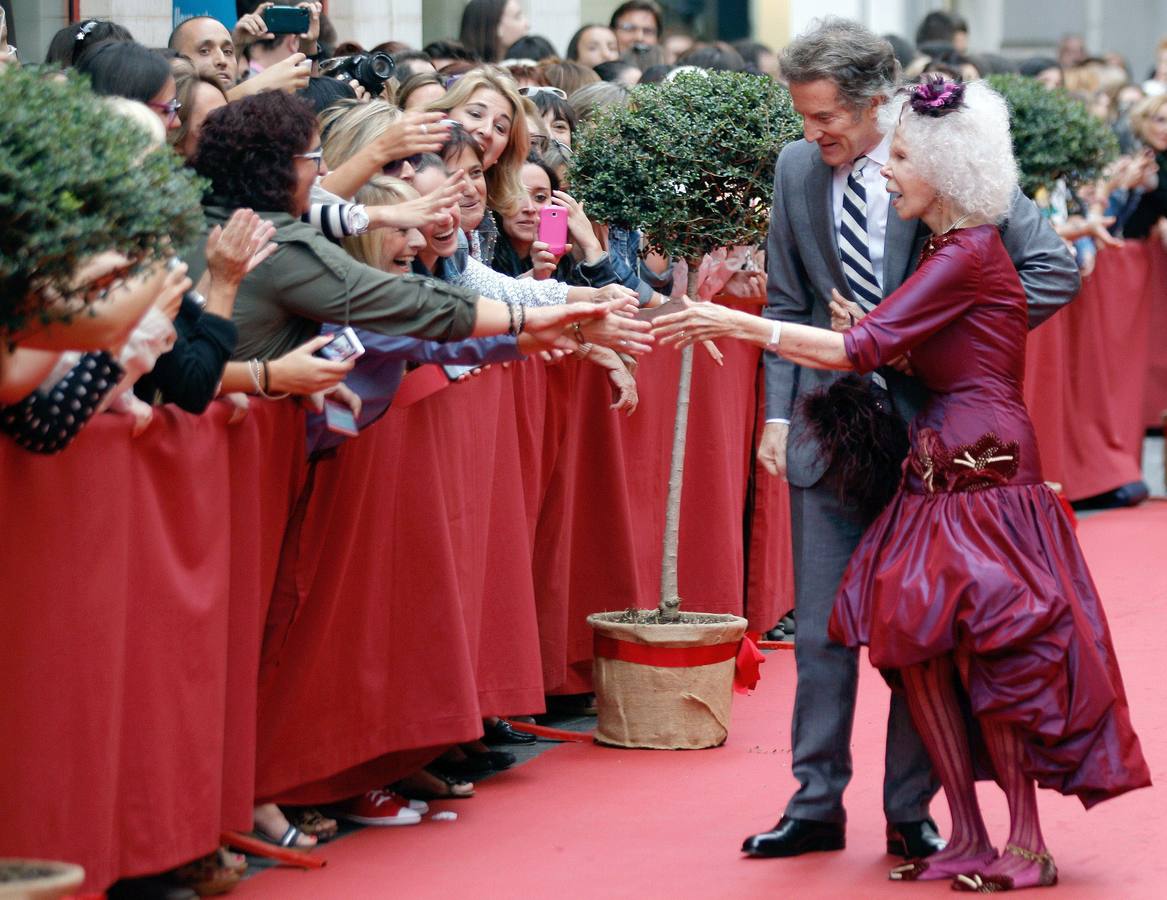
top-left (587, 612), bottom-right (748, 749)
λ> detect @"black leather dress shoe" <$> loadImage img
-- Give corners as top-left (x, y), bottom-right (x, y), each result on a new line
top-left (484, 719), bottom-right (537, 745)
top-left (886, 818), bottom-right (947, 858)
top-left (741, 816), bottom-right (845, 857)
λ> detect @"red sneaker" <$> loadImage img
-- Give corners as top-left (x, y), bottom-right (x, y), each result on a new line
top-left (337, 789), bottom-right (422, 826)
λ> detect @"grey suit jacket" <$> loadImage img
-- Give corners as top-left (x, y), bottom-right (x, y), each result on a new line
top-left (762, 139), bottom-right (1081, 488)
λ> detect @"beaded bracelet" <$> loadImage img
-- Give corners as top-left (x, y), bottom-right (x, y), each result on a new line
top-left (506, 301), bottom-right (518, 336)
top-left (247, 358), bottom-right (263, 394)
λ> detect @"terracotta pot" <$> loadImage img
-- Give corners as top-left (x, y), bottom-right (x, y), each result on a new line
top-left (587, 611), bottom-right (747, 749)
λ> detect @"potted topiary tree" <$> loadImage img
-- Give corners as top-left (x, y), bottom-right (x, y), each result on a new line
top-left (572, 70), bottom-right (802, 749)
top-left (985, 73), bottom-right (1119, 198)
top-left (0, 66), bottom-right (206, 339)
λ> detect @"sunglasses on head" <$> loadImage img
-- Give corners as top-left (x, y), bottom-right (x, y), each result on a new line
top-left (519, 85), bottom-right (568, 100)
top-left (383, 154), bottom-right (423, 176)
top-left (148, 97), bottom-right (182, 123)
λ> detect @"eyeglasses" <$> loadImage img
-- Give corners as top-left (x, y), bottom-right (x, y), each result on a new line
top-left (383, 153), bottom-right (423, 177)
top-left (296, 147), bottom-right (325, 173)
top-left (616, 23), bottom-right (658, 38)
top-left (519, 85), bottom-right (567, 100)
top-left (148, 97), bottom-right (181, 124)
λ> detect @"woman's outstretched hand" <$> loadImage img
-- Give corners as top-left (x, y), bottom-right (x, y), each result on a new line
top-left (370, 171), bottom-right (465, 229)
top-left (524, 301), bottom-right (653, 354)
top-left (653, 297), bottom-right (747, 349)
top-left (578, 307), bottom-right (654, 355)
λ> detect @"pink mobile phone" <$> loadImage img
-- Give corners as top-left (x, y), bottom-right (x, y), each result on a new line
top-left (538, 206), bottom-right (568, 256)
top-left (323, 398), bottom-right (360, 437)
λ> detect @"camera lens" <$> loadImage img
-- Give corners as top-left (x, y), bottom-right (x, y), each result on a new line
top-left (368, 52), bottom-right (394, 79)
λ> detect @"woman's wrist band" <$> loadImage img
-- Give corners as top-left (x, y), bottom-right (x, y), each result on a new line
top-left (765, 320), bottom-right (782, 352)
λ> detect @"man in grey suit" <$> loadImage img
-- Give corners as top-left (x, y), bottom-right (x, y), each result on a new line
top-left (742, 19), bottom-right (1080, 858)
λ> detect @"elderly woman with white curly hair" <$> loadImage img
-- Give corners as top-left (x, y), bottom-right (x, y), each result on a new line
top-left (655, 78), bottom-right (1150, 893)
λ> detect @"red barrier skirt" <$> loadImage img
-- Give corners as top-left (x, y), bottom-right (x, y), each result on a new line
top-left (254, 367), bottom-right (547, 803)
top-left (1025, 241), bottom-right (1150, 500)
top-left (1144, 241), bottom-right (1167, 429)
top-left (0, 401), bottom-right (304, 892)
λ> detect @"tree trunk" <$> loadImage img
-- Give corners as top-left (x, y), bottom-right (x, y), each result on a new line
top-left (658, 265), bottom-right (701, 621)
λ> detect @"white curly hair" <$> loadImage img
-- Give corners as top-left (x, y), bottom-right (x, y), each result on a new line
top-left (881, 80), bottom-right (1018, 222)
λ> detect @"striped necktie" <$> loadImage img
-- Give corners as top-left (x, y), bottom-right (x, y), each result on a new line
top-left (839, 158), bottom-right (882, 312)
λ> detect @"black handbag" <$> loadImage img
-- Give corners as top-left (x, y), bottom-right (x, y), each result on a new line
top-left (797, 374), bottom-right (910, 520)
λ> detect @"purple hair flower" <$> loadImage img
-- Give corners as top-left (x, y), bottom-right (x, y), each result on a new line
top-left (909, 76), bottom-right (966, 117)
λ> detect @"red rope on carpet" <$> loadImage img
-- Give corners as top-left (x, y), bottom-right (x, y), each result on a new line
top-left (502, 719), bottom-right (594, 742)
top-left (222, 831), bottom-right (327, 868)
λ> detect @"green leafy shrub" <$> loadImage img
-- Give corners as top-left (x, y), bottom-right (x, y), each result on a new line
top-left (571, 70), bottom-right (803, 263)
top-left (0, 66), bottom-right (207, 335)
top-left (986, 73), bottom-right (1119, 197)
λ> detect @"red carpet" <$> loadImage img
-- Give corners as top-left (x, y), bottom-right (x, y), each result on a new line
top-left (236, 503), bottom-right (1165, 899)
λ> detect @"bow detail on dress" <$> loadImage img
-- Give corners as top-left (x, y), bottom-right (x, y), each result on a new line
top-left (910, 428), bottom-right (1020, 494)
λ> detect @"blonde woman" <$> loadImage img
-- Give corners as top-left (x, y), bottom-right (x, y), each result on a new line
top-left (425, 67), bottom-right (530, 216)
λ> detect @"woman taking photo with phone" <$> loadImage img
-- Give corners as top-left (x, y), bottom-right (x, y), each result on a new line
top-left (491, 154), bottom-right (620, 289)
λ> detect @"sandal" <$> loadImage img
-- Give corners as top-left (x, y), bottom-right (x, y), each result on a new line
top-left (252, 802), bottom-right (317, 852)
top-left (396, 767), bottom-right (476, 800)
top-left (171, 847), bottom-right (244, 896)
top-left (953, 844), bottom-right (1058, 893)
top-left (254, 824), bottom-right (316, 851)
top-left (284, 806), bottom-right (339, 843)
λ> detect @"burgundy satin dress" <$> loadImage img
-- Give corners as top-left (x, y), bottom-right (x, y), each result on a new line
top-left (828, 224), bottom-right (1151, 808)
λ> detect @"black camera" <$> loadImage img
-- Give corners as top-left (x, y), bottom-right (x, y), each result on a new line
top-left (320, 52), bottom-right (395, 97)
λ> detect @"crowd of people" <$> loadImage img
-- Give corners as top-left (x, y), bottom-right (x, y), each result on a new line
top-left (1, 0), bottom-right (1162, 896)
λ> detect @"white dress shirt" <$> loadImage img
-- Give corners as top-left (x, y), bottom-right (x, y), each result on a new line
top-left (831, 128), bottom-right (894, 292)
